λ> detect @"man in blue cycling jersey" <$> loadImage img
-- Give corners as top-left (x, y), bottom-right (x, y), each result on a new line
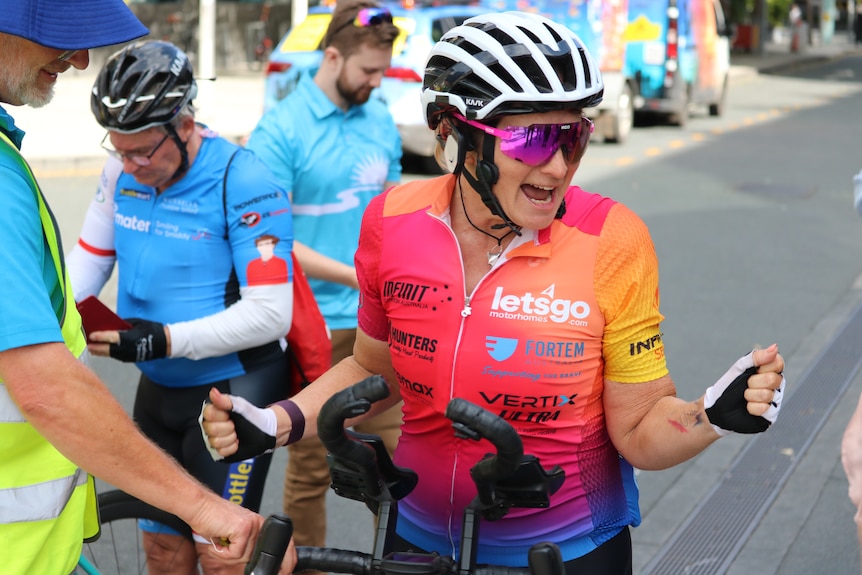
top-left (67, 40), bottom-right (293, 575)
top-left (0, 2), bottom-right (264, 574)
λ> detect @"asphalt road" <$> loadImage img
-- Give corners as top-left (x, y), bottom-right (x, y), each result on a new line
top-left (38, 54), bottom-right (862, 572)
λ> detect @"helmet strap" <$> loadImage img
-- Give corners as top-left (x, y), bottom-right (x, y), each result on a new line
top-left (463, 135), bottom-right (522, 237)
top-left (463, 124), bottom-right (569, 224)
top-left (164, 123), bottom-right (190, 181)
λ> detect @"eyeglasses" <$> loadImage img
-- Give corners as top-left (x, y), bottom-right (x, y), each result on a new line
top-left (332, 7), bottom-right (393, 36)
top-left (101, 132), bottom-right (170, 167)
top-left (452, 112), bottom-right (594, 167)
top-left (58, 49), bottom-right (80, 62)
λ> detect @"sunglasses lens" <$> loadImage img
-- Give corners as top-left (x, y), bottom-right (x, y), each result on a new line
top-left (355, 8), bottom-right (393, 26)
top-left (499, 121), bottom-right (588, 166)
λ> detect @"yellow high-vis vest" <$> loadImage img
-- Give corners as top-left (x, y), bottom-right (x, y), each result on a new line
top-left (0, 131), bottom-right (99, 575)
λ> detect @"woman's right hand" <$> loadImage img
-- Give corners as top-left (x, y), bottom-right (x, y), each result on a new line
top-left (200, 388), bottom-right (277, 462)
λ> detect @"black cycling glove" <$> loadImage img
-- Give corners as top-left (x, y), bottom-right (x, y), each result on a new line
top-left (109, 318), bottom-right (168, 363)
top-left (199, 395), bottom-right (277, 464)
top-left (704, 351), bottom-right (785, 436)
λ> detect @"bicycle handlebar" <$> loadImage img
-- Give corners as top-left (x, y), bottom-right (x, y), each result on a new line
top-left (250, 377), bottom-right (568, 575)
top-left (245, 514), bottom-right (560, 575)
top-left (296, 546), bottom-right (536, 575)
top-left (244, 514), bottom-right (293, 575)
top-left (317, 374), bottom-right (390, 466)
top-left (445, 398), bottom-right (524, 509)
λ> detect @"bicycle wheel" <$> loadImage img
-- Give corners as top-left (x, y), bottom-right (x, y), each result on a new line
top-left (79, 490), bottom-right (192, 575)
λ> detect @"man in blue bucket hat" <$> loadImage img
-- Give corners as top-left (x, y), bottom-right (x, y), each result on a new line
top-left (0, 2), bottom-right (266, 574)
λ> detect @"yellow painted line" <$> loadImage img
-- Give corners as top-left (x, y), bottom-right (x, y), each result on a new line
top-left (668, 140), bottom-right (687, 149)
top-left (645, 147), bottom-right (663, 157)
top-left (691, 133), bottom-right (706, 142)
top-left (615, 157), bottom-right (636, 166)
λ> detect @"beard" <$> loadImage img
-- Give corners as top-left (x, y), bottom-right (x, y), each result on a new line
top-left (335, 74), bottom-right (373, 107)
top-left (0, 36), bottom-right (55, 108)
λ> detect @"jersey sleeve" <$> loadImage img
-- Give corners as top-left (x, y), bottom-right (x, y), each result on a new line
top-left (596, 203), bottom-right (668, 383)
top-left (223, 149), bottom-right (294, 289)
top-left (66, 157), bottom-right (120, 301)
top-left (355, 192), bottom-right (388, 342)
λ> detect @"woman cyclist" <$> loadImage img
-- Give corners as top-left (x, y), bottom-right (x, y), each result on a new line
top-left (68, 41), bottom-right (294, 575)
top-left (201, 12), bottom-right (786, 575)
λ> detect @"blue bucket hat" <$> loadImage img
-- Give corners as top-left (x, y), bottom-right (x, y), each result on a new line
top-left (0, 0), bottom-right (148, 50)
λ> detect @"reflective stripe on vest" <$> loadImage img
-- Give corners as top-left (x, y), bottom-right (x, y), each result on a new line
top-left (0, 468), bottom-right (89, 523)
top-left (0, 384), bottom-right (25, 422)
top-left (0, 131), bottom-right (99, 552)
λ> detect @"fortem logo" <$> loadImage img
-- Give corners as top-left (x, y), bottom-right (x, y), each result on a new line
top-left (486, 336), bottom-right (586, 363)
top-left (489, 285), bottom-right (590, 325)
top-left (486, 336), bottom-right (518, 362)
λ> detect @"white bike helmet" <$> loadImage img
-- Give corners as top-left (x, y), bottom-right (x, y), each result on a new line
top-left (422, 11), bottom-right (604, 129)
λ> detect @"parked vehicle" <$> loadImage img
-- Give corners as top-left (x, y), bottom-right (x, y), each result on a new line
top-left (262, 1), bottom-right (492, 162)
top-left (624, 0), bottom-right (732, 125)
top-left (480, 0), bottom-right (636, 144)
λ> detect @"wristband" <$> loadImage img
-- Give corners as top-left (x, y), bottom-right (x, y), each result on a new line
top-left (273, 399), bottom-right (306, 445)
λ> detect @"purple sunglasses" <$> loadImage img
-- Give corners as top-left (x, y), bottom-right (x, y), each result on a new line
top-left (453, 112), bottom-right (593, 167)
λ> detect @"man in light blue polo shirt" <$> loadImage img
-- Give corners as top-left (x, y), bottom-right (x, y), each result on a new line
top-left (246, 0), bottom-right (403, 554)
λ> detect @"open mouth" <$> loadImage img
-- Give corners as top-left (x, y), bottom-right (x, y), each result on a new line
top-left (522, 184), bottom-right (556, 206)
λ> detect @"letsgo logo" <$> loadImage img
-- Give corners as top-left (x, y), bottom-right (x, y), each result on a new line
top-left (489, 285), bottom-right (590, 325)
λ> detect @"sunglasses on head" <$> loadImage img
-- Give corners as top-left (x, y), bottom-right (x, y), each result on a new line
top-left (333, 7), bottom-right (393, 35)
top-left (452, 112), bottom-right (593, 167)
top-left (353, 7), bottom-right (393, 26)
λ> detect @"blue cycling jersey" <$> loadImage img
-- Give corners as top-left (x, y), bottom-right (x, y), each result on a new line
top-left (247, 73), bottom-right (401, 330)
top-left (111, 134), bottom-right (293, 387)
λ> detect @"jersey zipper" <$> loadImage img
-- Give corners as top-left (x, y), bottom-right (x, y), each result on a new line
top-left (427, 208), bottom-right (507, 557)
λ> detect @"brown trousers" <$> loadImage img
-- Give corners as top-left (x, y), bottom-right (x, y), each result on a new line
top-left (283, 328), bottom-right (402, 549)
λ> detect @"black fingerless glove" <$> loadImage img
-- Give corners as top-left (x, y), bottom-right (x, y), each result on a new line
top-left (704, 365), bottom-right (768, 434)
top-left (109, 318), bottom-right (168, 363)
top-left (704, 351), bottom-right (785, 436)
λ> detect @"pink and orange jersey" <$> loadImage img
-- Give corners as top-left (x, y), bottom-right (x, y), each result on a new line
top-left (355, 175), bottom-right (668, 565)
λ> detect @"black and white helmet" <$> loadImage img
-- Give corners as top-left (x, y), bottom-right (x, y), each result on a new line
top-left (92, 40), bottom-right (197, 133)
top-left (421, 11), bottom-right (603, 129)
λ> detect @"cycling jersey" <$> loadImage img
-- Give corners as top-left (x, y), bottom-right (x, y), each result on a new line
top-left (68, 132), bottom-right (294, 387)
top-left (246, 72), bottom-right (401, 330)
top-left (355, 175), bottom-right (668, 565)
